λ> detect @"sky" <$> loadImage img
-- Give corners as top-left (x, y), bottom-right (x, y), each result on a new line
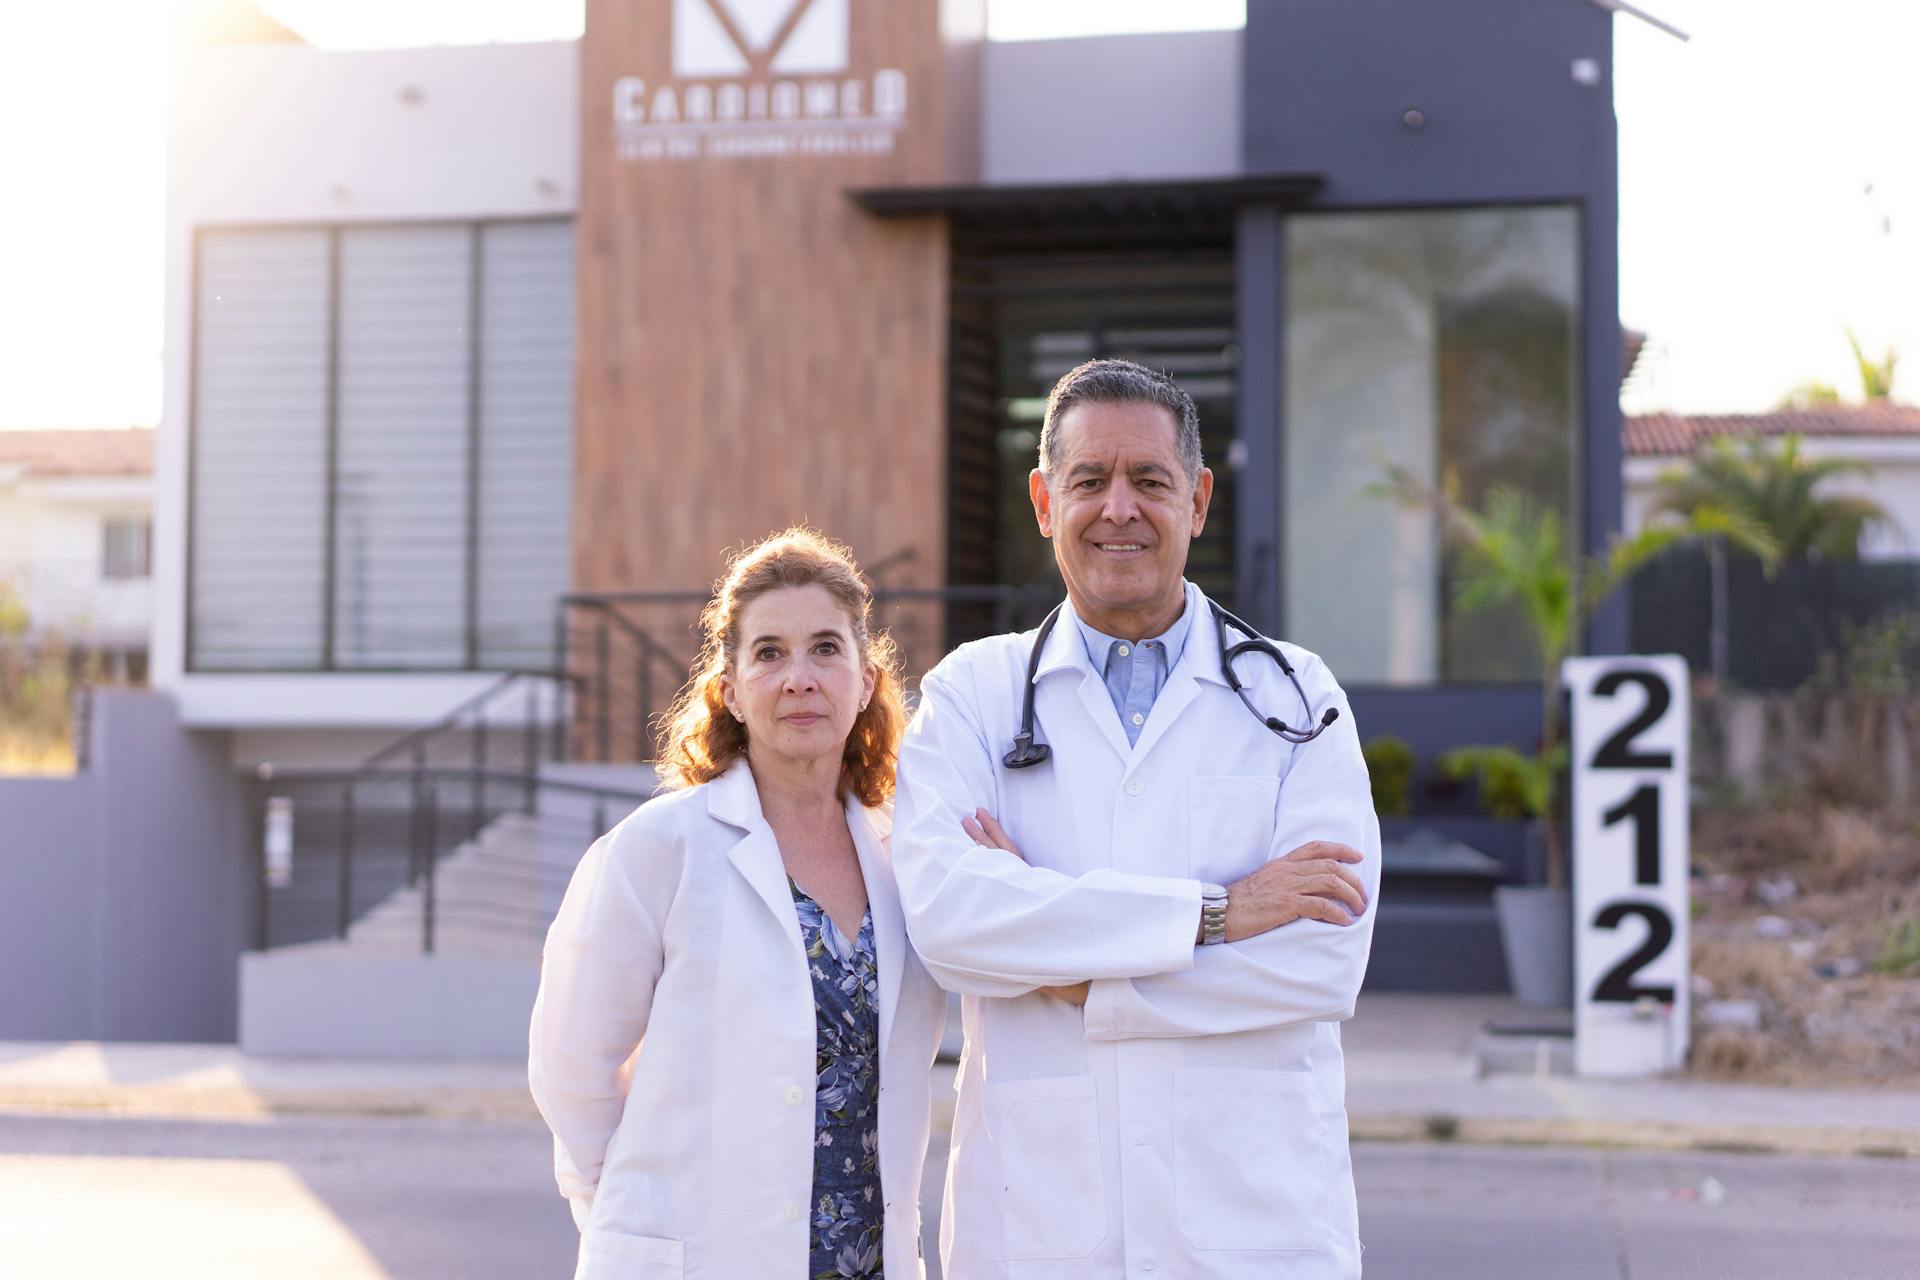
top-left (0, 0), bottom-right (1911, 428)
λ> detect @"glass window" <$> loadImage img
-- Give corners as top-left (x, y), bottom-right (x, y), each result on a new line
top-left (101, 518), bottom-right (152, 580)
top-left (191, 229), bottom-right (331, 668)
top-left (189, 220), bottom-right (575, 671)
top-left (1282, 206), bottom-right (1580, 685)
top-left (475, 221), bottom-right (576, 669)
top-left (332, 225), bottom-right (473, 667)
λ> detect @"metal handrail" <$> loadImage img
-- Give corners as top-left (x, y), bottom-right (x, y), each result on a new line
top-left (257, 764), bottom-right (654, 801)
top-left (551, 583), bottom-right (1064, 764)
top-left (250, 762), bottom-right (657, 955)
top-left (359, 667), bottom-right (576, 769)
top-left (560, 584), bottom-right (1062, 607)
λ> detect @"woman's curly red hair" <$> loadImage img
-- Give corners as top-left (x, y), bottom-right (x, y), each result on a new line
top-left (655, 527), bottom-right (906, 808)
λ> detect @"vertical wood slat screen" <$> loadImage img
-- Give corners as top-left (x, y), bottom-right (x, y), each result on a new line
top-left (190, 230), bottom-right (330, 669)
top-left (189, 220), bottom-right (574, 672)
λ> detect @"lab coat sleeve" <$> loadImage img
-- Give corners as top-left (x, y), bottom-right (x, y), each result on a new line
top-left (527, 822), bottom-right (667, 1227)
top-left (892, 664), bottom-right (1203, 997)
top-left (1080, 652), bottom-right (1382, 1041)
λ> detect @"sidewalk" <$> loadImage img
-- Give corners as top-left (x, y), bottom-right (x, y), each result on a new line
top-left (1342, 993), bottom-right (1920, 1159)
top-left (3, 994), bottom-right (1917, 1159)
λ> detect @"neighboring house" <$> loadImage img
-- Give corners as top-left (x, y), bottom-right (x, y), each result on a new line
top-left (1624, 403), bottom-right (1920, 560)
top-left (0, 429), bottom-right (154, 672)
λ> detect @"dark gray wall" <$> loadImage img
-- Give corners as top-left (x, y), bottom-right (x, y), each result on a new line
top-left (1244, 0), bottom-right (1615, 205)
top-left (1235, 0), bottom-right (1627, 744)
top-left (0, 692), bottom-right (246, 1042)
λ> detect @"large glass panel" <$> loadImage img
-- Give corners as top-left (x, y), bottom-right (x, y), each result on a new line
top-left (191, 229), bottom-right (330, 669)
top-left (332, 225), bottom-right (473, 668)
top-left (475, 221), bottom-right (576, 668)
top-left (1282, 206), bottom-right (1580, 684)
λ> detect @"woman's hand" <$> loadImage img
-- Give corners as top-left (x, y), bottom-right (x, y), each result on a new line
top-left (960, 808), bottom-right (1090, 1007)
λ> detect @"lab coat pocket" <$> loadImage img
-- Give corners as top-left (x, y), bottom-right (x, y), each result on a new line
top-left (979, 1075), bottom-right (1107, 1259)
top-left (575, 1228), bottom-right (685, 1279)
top-left (1187, 776), bottom-right (1280, 885)
top-left (1173, 1067), bottom-right (1330, 1253)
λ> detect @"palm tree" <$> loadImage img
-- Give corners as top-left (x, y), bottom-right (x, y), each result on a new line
top-left (1651, 433), bottom-right (1892, 682)
top-left (1846, 329), bottom-right (1898, 400)
top-left (1652, 433), bottom-right (1888, 562)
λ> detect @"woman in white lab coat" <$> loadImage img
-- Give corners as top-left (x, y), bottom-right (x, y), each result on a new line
top-left (530, 528), bottom-right (948, 1280)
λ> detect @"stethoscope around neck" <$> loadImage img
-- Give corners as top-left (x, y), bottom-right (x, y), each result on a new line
top-left (1003, 600), bottom-right (1340, 770)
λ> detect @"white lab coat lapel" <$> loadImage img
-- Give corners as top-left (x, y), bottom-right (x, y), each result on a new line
top-left (1033, 599), bottom-right (1133, 765)
top-left (708, 760), bottom-right (805, 960)
top-left (1128, 586), bottom-right (1229, 765)
top-left (847, 797), bottom-right (904, 1055)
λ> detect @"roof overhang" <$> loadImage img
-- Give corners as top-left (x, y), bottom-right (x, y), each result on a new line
top-left (849, 172), bottom-right (1325, 231)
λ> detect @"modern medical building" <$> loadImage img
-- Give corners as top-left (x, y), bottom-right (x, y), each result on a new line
top-left (107, 0), bottom-right (1664, 1045)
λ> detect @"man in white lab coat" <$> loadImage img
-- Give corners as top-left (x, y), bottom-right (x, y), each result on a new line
top-left (893, 358), bottom-right (1380, 1279)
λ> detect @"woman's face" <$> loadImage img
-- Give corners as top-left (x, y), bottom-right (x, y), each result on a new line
top-left (721, 584), bottom-right (875, 771)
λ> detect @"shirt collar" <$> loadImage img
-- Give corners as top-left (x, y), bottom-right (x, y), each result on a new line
top-left (1072, 580), bottom-right (1198, 674)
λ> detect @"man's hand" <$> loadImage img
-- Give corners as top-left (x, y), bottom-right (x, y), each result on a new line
top-left (1221, 840), bottom-right (1367, 943)
top-left (961, 808), bottom-right (1092, 1006)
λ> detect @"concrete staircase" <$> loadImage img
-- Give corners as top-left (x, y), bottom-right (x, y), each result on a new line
top-left (240, 765), bottom-right (657, 1059)
top-left (346, 811), bottom-right (590, 962)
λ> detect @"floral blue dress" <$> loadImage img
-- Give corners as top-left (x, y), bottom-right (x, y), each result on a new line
top-left (790, 880), bottom-right (884, 1279)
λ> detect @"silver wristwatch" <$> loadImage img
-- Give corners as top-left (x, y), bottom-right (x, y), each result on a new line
top-left (1199, 883), bottom-right (1229, 946)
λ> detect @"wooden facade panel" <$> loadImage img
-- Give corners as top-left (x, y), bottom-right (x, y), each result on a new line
top-left (576, 0), bottom-right (983, 596)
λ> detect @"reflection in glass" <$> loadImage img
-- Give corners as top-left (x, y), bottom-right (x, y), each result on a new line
top-left (1283, 207), bottom-right (1580, 684)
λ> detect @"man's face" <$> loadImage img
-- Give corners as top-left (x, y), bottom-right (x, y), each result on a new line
top-left (1028, 399), bottom-right (1212, 632)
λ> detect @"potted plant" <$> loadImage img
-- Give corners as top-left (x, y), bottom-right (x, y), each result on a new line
top-left (1438, 740), bottom-right (1569, 1004)
top-left (1378, 469), bottom-right (1777, 1005)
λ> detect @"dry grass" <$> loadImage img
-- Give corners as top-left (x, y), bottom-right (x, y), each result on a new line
top-left (1687, 803), bottom-right (1920, 1088)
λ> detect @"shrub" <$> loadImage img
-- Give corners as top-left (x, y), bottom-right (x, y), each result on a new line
top-left (1363, 735), bottom-right (1416, 817)
top-left (1437, 743), bottom-right (1567, 821)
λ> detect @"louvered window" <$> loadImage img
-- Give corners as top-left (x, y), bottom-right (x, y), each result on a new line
top-left (188, 219), bottom-right (575, 672)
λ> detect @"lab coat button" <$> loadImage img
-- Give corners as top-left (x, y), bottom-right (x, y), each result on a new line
top-left (784, 1086), bottom-right (805, 1105)
top-left (1125, 777), bottom-right (1145, 797)
top-left (784, 1204), bottom-right (801, 1221)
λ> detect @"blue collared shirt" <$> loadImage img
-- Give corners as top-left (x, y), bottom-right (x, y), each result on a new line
top-left (1074, 582), bottom-right (1198, 747)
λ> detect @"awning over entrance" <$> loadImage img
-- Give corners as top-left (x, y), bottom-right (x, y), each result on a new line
top-left (848, 173), bottom-right (1326, 234)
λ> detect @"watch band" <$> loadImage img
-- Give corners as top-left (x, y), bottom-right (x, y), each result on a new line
top-left (1199, 883), bottom-right (1229, 946)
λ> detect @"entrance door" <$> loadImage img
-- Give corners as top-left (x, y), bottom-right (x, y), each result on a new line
top-left (947, 234), bottom-right (1238, 644)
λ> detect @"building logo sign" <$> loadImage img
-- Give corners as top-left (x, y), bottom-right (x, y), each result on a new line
top-left (614, 0), bottom-right (907, 161)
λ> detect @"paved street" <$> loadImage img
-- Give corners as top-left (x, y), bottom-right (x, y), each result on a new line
top-left (2, 1111), bottom-right (1917, 1278)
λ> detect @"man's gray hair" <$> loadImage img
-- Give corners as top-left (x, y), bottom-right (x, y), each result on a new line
top-left (1038, 358), bottom-right (1204, 486)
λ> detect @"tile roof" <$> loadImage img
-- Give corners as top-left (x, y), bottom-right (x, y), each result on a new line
top-left (0, 429), bottom-right (155, 478)
top-left (1624, 402), bottom-right (1920, 457)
